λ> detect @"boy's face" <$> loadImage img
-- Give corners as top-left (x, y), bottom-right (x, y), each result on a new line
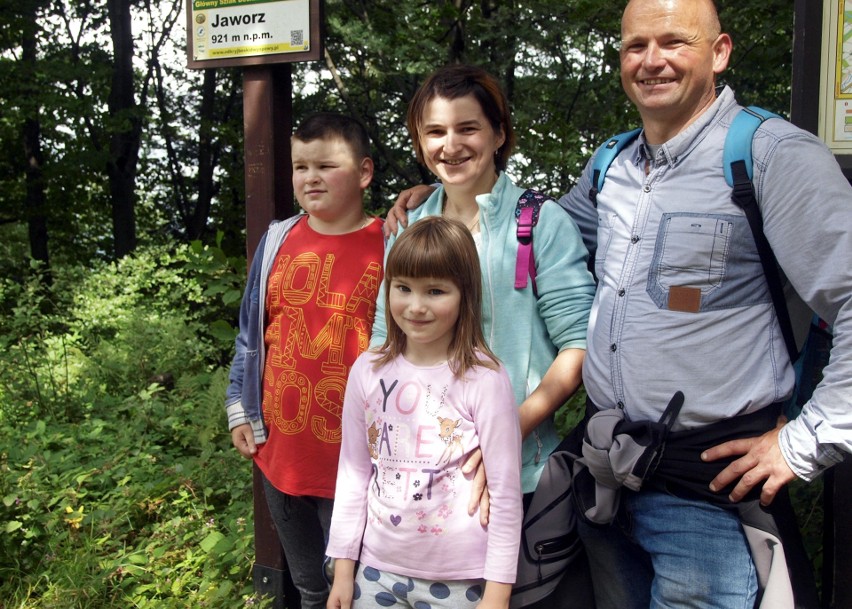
top-left (291, 137), bottom-right (373, 222)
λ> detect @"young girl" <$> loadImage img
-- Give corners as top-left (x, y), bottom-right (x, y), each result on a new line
top-left (325, 216), bottom-right (523, 609)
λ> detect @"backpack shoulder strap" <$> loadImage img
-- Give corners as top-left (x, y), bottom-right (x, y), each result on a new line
top-left (515, 189), bottom-right (553, 296)
top-left (723, 106), bottom-right (780, 187)
top-left (724, 106), bottom-right (798, 361)
top-left (588, 128), bottom-right (642, 206)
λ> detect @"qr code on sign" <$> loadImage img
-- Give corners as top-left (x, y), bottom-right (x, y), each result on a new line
top-left (291, 30), bottom-right (304, 46)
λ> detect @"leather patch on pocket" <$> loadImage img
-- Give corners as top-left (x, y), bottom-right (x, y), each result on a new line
top-left (668, 286), bottom-right (701, 313)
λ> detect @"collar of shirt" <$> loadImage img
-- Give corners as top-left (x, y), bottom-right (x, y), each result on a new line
top-left (633, 86), bottom-right (738, 172)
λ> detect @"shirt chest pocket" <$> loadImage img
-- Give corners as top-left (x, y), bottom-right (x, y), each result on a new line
top-left (646, 213), bottom-right (735, 310)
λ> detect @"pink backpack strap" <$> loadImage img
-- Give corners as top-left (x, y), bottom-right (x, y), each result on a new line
top-left (514, 190), bottom-right (549, 296)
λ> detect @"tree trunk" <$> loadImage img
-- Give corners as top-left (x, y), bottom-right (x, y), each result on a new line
top-left (445, 0), bottom-right (470, 63)
top-left (23, 118), bottom-right (49, 270)
top-left (188, 68), bottom-right (219, 241)
top-left (21, 2), bottom-right (50, 274)
top-left (107, 0), bottom-right (141, 257)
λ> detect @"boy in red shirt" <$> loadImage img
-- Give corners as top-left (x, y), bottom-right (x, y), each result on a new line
top-left (225, 113), bottom-right (384, 609)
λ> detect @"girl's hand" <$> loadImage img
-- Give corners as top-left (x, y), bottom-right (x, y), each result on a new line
top-left (476, 581), bottom-right (512, 609)
top-left (326, 559), bottom-right (357, 609)
top-left (326, 580), bottom-right (354, 609)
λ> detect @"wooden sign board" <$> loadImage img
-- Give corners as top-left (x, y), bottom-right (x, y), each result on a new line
top-left (186, 0), bottom-right (322, 69)
top-left (819, 0), bottom-right (852, 153)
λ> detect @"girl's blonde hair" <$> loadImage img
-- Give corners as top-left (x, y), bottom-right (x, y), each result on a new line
top-left (375, 216), bottom-right (499, 377)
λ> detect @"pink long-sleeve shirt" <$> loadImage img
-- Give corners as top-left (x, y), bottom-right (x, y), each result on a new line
top-left (326, 351), bottom-right (523, 584)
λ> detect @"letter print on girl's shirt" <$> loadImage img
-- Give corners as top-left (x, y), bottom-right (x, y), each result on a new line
top-left (365, 374), bottom-right (463, 536)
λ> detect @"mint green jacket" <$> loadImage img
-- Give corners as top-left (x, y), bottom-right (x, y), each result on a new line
top-left (371, 173), bottom-right (595, 492)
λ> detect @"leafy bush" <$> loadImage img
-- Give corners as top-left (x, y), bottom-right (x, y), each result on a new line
top-left (0, 237), bottom-right (244, 424)
top-left (0, 240), bottom-right (276, 608)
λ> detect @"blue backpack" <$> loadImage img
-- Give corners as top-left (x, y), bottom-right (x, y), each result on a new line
top-left (589, 107), bottom-right (778, 202)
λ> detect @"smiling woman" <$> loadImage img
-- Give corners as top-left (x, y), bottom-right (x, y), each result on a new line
top-left (417, 95), bottom-right (506, 218)
top-left (404, 66), bottom-right (513, 232)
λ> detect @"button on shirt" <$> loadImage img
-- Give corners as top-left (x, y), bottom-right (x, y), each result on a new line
top-left (560, 87), bottom-right (852, 481)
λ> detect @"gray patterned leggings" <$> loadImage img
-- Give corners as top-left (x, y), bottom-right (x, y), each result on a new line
top-left (353, 564), bottom-right (485, 609)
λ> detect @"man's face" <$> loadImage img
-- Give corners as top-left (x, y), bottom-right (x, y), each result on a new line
top-left (619, 0), bottom-right (731, 140)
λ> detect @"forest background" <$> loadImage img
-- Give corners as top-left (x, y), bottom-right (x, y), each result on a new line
top-left (0, 0), bottom-right (822, 607)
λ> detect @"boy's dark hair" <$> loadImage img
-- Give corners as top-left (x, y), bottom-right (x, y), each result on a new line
top-left (292, 113), bottom-right (372, 160)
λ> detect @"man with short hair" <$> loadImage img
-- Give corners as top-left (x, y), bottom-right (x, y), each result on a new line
top-left (558, 0), bottom-right (852, 607)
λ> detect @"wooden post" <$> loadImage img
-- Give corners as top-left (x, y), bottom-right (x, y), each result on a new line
top-left (243, 64), bottom-right (293, 258)
top-left (242, 63), bottom-right (299, 609)
top-left (185, 1), bottom-right (324, 605)
top-left (790, 0), bottom-right (821, 136)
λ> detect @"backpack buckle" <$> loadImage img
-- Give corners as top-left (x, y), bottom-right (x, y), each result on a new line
top-left (517, 207), bottom-right (534, 244)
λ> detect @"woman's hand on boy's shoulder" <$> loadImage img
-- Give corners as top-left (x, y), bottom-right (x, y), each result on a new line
top-left (383, 184), bottom-right (437, 238)
top-left (463, 448), bottom-right (490, 526)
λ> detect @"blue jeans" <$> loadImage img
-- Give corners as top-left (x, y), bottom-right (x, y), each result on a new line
top-left (262, 475), bottom-right (334, 609)
top-left (577, 489), bottom-right (757, 609)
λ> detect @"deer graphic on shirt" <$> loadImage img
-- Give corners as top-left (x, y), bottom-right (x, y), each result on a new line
top-left (436, 416), bottom-right (463, 465)
top-left (367, 421), bottom-right (380, 459)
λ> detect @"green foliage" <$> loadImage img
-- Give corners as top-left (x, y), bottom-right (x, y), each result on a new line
top-left (719, 1), bottom-right (795, 114)
top-left (0, 377), bottom-right (267, 608)
top-left (1, 0), bottom-right (797, 266)
top-left (0, 236), bottom-right (245, 424)
top-left (0, 0), bottom-right (117, 263)
top-left (790, 476), bottom-right (825, 586)
top-left (0, 238), bottom-right (268, 608)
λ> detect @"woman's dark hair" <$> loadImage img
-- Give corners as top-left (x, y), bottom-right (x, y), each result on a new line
top-left (406, 64), bottom-right (515, 172)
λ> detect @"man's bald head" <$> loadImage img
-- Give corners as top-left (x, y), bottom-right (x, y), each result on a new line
top-left (623, 0), bottom-right (721, 41)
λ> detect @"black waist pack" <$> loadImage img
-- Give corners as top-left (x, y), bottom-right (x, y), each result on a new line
top-left (573, 392), bottom-right (684, 526)
top-left (510, 425), bottom-right (595, 608)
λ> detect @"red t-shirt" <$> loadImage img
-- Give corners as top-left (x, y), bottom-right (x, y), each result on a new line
top-left (255, 217), bottom-right (384, 498)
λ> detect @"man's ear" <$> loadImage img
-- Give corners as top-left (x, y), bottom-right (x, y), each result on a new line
top-left (712, 33), bottom-right (733, 75)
